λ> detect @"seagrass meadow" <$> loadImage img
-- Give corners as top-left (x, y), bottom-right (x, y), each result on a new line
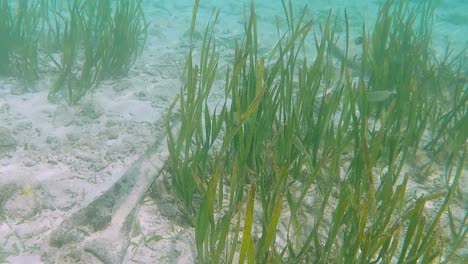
top-left (164, 0), bottom-right (467, 263)
top-left (0, 0), bottom-right (466, 263)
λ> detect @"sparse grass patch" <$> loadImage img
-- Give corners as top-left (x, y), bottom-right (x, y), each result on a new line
top-left (0, 0), bottom-right (39, 82)
top-left (0, 0), bottom-right (147, 104)
top-left (48, 0), bottom-right (148, 104)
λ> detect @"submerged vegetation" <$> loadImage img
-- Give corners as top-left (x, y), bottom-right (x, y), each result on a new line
top-left (48, 0), bottom-right (147, 104)
top-left (0, 0), bottom-right (39, 82)
top-left (166, 0), bottom-right (467, 263)
top-left (0, 0), bottom-right (466, 262)
top-left (0, 0), bottom-right (147, 104)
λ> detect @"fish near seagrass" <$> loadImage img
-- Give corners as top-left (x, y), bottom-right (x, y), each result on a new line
top-left (366, 89), bottom-right (397, 102)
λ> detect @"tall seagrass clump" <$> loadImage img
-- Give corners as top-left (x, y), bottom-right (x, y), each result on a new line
top-left (48, 0), bottom-right (147, 105)
top-left (166, 0), bottom-right (467, 263)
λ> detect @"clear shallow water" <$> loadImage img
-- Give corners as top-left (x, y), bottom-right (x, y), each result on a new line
top-left (1, 0), bottom-right (466, 263)
top-left (154, 0), bottom-right (466, 60)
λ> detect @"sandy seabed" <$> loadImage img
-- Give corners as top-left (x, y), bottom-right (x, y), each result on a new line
top-left (0, 0), bottom-right (466, 263)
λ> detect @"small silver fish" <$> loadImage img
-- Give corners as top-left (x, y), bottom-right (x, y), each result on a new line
top-left (366, 90), bottom-right (397, 102)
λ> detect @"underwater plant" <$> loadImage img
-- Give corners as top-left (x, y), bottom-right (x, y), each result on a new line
top-left (0, 0), bottom-right (146, 103)
top-left (100, 0), bottom-right (148, 77)
top-left (166, 0), bottom-right (467, 263)
top-left (48, 0), bottom-right (147, 105)
top-left (0, 0), bottom-right (39, 82)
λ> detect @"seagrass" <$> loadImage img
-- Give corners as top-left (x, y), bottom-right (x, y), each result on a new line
top-left (0, 0), bottom-right (39, 82)
top-left (48, 0), bottom-right (147, 104)
top-left (166, 0), bottom-right (467, 263)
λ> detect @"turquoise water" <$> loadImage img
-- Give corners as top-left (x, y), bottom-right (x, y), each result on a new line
top-left (0, 1), bottom-right (466, 263)
top-left (153, 0), bottom-right (466, 64)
